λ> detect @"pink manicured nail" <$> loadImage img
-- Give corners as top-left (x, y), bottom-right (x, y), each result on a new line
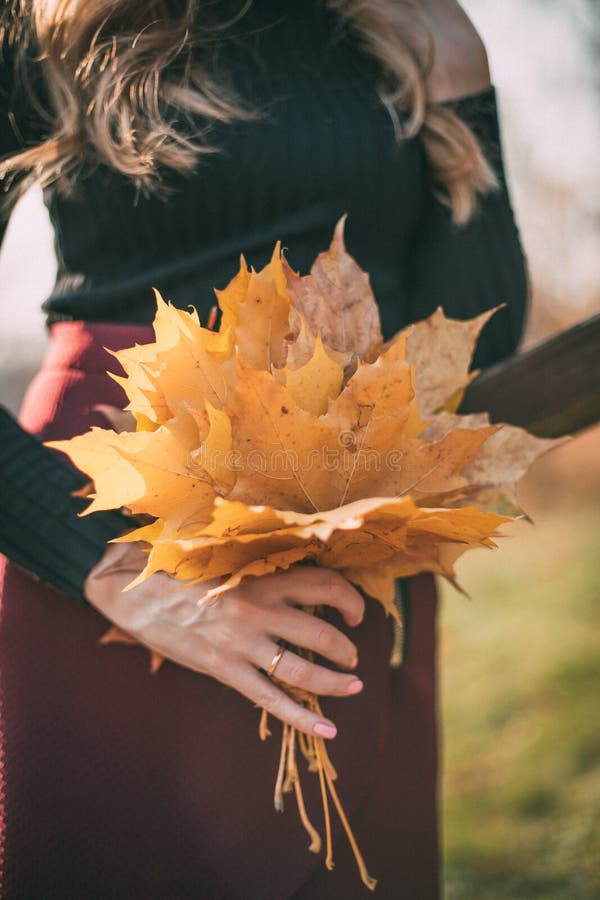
top-left (346, 679), bottom-right (364, 695)
top-left (314, 721), bottom-right (337, 739)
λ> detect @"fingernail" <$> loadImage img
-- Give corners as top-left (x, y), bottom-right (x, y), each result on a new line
top-left (314, 721), bottom-right (337, 739)
top-left (351, 654), bottom-right (359, 669)
top-left (346, 679), bottom-right (363, 695)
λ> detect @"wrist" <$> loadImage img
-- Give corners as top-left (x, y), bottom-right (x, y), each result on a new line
top-left (83, 541), bottom-right (146, 607)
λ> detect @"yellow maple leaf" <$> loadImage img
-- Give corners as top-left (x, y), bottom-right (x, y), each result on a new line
top-left (278, 333), bottom-right (345, 416)
top-left (225, 362), bottom-right (351, 512)
top-left (113, 496), bottom-right (508, 614)
top-left (214, 243), bottom-right (293, 370)
top-left (48, 412), bottom-right (216, 522)
top-left (108, 290), bottom-right (235, 428)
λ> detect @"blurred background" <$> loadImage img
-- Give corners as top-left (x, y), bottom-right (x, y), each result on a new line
top-left (0, 0), bottom-right (598, 896)
top-left (444, 1), bottom-right (600, 897)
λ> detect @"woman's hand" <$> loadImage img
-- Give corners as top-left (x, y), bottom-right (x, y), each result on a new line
top-left (421, 0), bottom-right (491, 102)
top-left (84, 542), bottom-right (365, 740)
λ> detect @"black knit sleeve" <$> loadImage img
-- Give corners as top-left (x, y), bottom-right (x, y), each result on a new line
top-left (0, 407), bottom-right (134, 600)
top-left (408, 86), bottom-right (530, 370)
top-left (1, 28), bottom-right (132, 600)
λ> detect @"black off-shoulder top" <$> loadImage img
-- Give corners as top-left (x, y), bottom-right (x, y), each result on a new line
top-left (0, 0), bottom-right (529, 599)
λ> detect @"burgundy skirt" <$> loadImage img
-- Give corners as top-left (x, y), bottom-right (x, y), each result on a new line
top-left (0, 321), bottom-right (440, 899)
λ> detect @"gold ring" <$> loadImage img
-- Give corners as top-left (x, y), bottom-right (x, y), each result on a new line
top-left (266, 642), bottom-right (286, 678)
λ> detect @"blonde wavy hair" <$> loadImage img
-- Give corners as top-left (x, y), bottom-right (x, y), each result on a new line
top-left (0, 0), bottom-right (497, 224)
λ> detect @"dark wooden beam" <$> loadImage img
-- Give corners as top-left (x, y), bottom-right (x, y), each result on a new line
top-left (461, 313), bottom-right (600, 437)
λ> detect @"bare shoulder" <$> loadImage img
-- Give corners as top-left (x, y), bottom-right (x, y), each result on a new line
top-left (418, 0), bottom-right (491, 103)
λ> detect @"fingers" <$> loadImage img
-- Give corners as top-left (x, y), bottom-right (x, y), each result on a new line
top-left (266, 605), bottom-right (358, 670)
top-left (253, 566), bottom-right (365, 627)
top-left (226, 661), bottom-right (339, 739)
top-left (255, 640), bottom-right (363, 699)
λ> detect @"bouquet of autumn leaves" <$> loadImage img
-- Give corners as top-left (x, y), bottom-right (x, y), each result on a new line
top-left (49, 215), bottom-right (556, 890)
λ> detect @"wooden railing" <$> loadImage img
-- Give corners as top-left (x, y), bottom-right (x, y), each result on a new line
top-left (462, 313), bottom-right (600, 438)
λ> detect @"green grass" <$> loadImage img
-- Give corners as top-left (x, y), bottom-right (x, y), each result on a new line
top-left (440, 500), bottom-right (600, 899)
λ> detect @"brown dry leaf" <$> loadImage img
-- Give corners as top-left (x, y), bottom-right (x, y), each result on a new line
top-left (423, 412), bottom-right (563, 515)
top-left (282, 215), bottom-right (383, 362)
top-left (390, 306), bottom-right (500, 417)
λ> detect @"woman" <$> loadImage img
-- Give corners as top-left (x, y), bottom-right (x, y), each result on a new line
top-left (0, 0), bottom-right (528, 896)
